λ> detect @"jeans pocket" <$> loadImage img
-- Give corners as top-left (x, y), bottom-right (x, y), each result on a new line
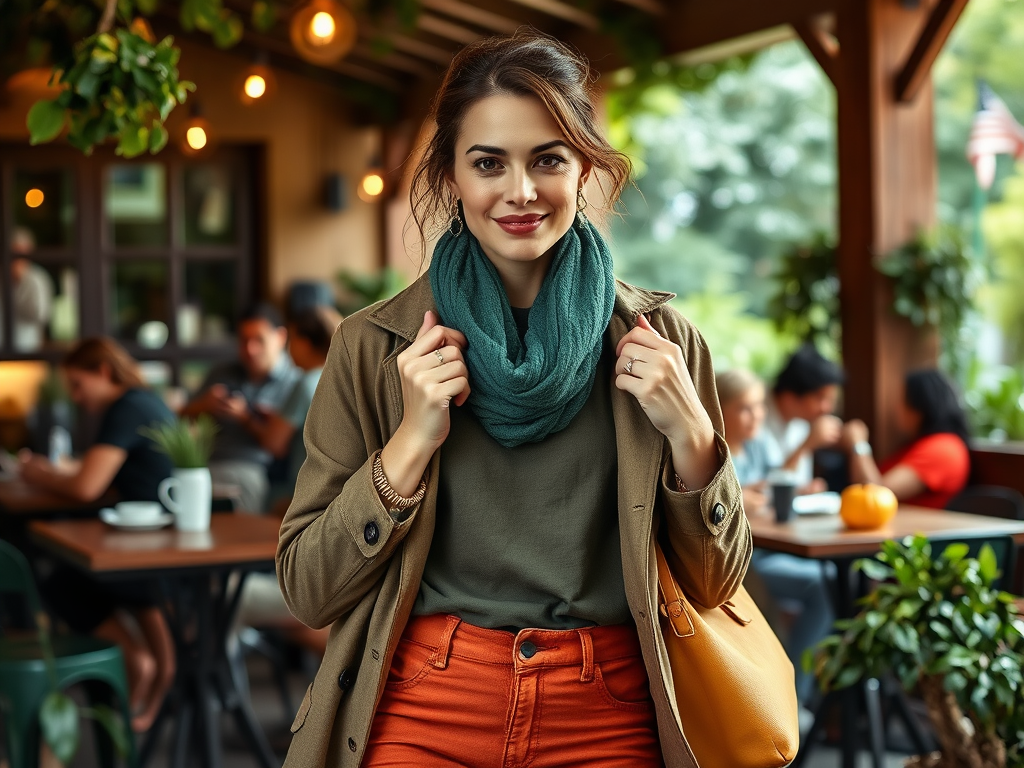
top-left (384, 639), bottom-right (436, 691)
top-left (594, 657), bottom-right (655, 712)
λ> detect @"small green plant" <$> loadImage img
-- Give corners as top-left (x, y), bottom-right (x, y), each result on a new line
top-left (140, 414), bottom-right (218, 468)
top-left (963, 360), bottom-right (1024, 442)
top-left (876, 224), bottom-right (981, 376)
top-left (806, 535), bottom-right (1024, 768)
top-left (766, 232), bottom-right (840, 358)
top-left (336, 267), bottom-right (405, 315)
top-left (34, 616), bottom-right (130, 765)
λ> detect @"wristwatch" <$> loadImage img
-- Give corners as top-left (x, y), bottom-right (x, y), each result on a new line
top-left (853, 440), bottom-right (873, 456)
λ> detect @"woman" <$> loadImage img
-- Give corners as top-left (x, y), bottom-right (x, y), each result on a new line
top-left (716, 368), bottom-right (832, 707)
top-left (841, 369), bottom-right (971, 508)
top-left (278, 32), bottom-right (749, 768)
top-left (19, 337), bottom-right (176, 732)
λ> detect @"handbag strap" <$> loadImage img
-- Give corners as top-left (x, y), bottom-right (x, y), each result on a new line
top-left (655, 543), bottom-right (752, 637)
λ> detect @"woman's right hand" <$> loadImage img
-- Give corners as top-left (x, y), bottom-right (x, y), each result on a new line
top-left (380, 311), bottom-right (471, 497)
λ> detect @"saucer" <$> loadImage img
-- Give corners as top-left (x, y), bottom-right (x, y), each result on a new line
top-left (792, 492), bottom-right (841, 516)
top-left (100, 508), bottom-right (174, 531)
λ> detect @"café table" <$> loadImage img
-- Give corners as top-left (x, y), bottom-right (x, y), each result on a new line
top-left (0, 476), bottom-right (117, 517)
top-left (749, 505), bottom-right (1024, 768)
top-left (29, 513), bottom-right (283, 768)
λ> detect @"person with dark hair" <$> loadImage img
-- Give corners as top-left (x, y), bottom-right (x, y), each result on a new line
top-left (18, 337), bottom-right (176, 732)
top-left (761, 344), bottom-right (847, 493)
top-left (841, 369), bottom-right (971, 508)
top-left (182, 301), bottom-right (301, 512)
top-left (277, 31), bottom-right (749, 768)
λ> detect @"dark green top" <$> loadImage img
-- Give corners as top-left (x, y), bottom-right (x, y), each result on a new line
top-left (95, 388), bottom-right (175, 502)
top-left (413, 309), bottom-right (628, 631)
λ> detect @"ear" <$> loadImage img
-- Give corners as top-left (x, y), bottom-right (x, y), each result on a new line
top-left (446, 175), bottom-right (462, 204)
top-left (578, 161), bottom-right (593, 189)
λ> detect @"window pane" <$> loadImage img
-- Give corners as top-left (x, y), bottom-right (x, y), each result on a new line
top-left (110, 261), bottom-right (170, 347)
top-left (181, 260), bottom-right (237, 346)
top-left (5, 263), bottom-right (80, 353)
top-left (183, 165), bottom-right (236, 246)
top-left (105, 164), bottom-right (168, 246)
top-left (13, 169), bottom-right (75, 248)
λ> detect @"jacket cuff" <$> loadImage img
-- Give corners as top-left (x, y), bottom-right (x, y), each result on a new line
top-left (661, 432), bottom-right (742, 536)
top-left (338, 450), bottom-right (421, 559)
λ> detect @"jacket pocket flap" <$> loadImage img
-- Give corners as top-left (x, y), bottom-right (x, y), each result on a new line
top-left (290, 683), bottom-right (314, 733)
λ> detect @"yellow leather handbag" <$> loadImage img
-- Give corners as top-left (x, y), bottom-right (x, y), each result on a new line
top-left (655, 544), bottom-right (800, 768)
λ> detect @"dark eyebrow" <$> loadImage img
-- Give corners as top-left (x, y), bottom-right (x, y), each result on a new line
top-left (464, 140), bottom-right (570, 156)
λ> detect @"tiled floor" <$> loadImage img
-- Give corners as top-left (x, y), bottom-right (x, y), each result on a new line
top-left (5, 656), bottom-right (916, 768)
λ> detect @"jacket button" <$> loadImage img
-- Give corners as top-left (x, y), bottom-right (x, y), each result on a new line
top-left (712, 503), bottom-right (726, 525)
top-left (364, 521), bottom-right (380, 545)
top-left (337, 668), bottom-right (355, 691)
top-left (348, 738), bottom-right (357, 752)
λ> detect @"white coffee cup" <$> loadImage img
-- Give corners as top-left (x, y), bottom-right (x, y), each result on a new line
top-left (158, 467), bottom-right (213, 532)
top-left (114, 500), bottom-right (164, 524)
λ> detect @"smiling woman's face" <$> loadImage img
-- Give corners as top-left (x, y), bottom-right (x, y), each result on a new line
top-left (448, 93), bottom-right (589, 290)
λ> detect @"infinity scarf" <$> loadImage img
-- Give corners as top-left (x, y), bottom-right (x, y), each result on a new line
top-left (428, 214), bottom-right (615, 448)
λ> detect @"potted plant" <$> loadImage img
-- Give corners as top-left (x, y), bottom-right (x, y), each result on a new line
top-left (766, 232), bottom-right (841, 358)
top-left (141, 414), bottom-right (218, 529)
top-left (806, 535), bottom-right (1024, 768)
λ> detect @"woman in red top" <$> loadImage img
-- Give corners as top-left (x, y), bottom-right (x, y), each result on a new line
top-left (841, 369), bottom-right (970, 508)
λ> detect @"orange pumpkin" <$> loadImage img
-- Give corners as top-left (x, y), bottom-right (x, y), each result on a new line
top-left (840, 484), bottom-right (898, 530)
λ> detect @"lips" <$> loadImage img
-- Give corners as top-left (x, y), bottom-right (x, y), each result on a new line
top-left (494, 214), bottom-right (547, 235)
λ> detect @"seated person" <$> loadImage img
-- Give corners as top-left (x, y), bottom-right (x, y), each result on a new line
top-left (246, 305), bottom-right (342, 508)
top-left (841, 369), bottom-right (970, 509)
top-left (18, 337), bottom-right (176, 732)
top-left (763, 345), bottom-right (846, 495)
top-left (717, 368), bottom-right (834, 706)
top-left (181, 303), bottom-right (301, 513)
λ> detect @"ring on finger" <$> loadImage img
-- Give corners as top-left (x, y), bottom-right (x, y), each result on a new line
top-left (625, 356), bottom-right (637, 375)
top-left (435, 349), bottom-right (445, 365)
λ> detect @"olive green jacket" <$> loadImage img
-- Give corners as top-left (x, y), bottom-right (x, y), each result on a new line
top-left (277, 273), bottom-right (751, 768)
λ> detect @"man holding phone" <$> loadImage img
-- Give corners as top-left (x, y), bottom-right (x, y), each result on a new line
top-left (182, 303), bottom-right (301, 513)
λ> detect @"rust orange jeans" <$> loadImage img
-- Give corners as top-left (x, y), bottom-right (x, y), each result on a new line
top-left (363, 614), bottom-right (663, 768)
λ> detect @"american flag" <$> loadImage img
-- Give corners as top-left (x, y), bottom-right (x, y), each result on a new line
top-left (966, 82), bottom-right (1024, 190)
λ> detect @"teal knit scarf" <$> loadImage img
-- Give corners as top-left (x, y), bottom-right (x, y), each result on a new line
top-left (428, 214), bottom-right (615, 448)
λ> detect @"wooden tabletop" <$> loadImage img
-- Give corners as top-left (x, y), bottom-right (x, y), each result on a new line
top-left (749, 505), bottom-right (1024, 559)
top-left (29, 513), bottom-right (281, 575)
top-left (0, 477), bottom-right (117, 515)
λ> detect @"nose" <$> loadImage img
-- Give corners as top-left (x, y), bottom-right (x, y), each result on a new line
top-left (504, 166), bottom-right (537, 207)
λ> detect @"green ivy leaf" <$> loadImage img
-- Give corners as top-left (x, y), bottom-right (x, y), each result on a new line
top-left (40, 691), bottom-right (79, 765)
top-left (149, 122), bottom-right (168, 153)
top-left (27, 99), bottom-right (67, 144)
top-left (978, 544), bottom-right (998, 584)
top-left (251, 0), bottom-right (276, 31)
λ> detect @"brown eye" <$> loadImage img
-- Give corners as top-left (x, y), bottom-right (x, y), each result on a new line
top-left (474, 158), bottom-right (501, 172)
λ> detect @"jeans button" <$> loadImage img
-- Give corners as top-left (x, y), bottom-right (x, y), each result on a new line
top-left (364, 521), bottom-right (380, 545)
top-left (519, 640), bottom-right (537, 659)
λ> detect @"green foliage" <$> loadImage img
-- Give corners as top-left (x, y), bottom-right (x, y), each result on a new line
top-left (28, 28), bottom-right (194, 157)
top-left (179, 0), bottom-right (244, 47)
top-left (963, 360), bottom-right (1024, 441)
top-left (336, 267), bottom-right (405, 315)
top-left (807, 535), bottom-right (1024, 763)
top-left (876, 224), bottom-right (981, 375)
top-left (980, 163), bottom-right (1024, 363)
top-left (766, 233), bottom-right (840, 357)
top-left (140, 415), bottom-right (218, 468)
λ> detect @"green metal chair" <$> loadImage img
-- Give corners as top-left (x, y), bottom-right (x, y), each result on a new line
top-left (0, 540), bottom-right (138, 768)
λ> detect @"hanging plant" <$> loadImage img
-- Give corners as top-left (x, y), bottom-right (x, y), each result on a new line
top-left (766, 232), bottom-right (840, 353)
top-left (876, 223), bottom-right (980, 373)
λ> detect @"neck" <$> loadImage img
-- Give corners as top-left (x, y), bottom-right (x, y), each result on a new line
top-left (101, 383), bottom-right (129, 409)
top-left (773, 392), bottom-right (797, 423)
top-left (489, 250), bottom-right (554, 308)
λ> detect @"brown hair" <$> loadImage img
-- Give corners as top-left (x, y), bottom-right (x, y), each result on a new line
top-left (410, 29), bottom-right (632, 255)
top-left (715, 369), bottom-right (764, 407)
top-left (62, 337), bottom-right (145, 389)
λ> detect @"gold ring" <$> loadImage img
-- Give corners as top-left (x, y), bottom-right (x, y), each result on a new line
top-left (435, 349), bottom-right (444, 365)
top-left (625, 357), bottom-right (636, 375)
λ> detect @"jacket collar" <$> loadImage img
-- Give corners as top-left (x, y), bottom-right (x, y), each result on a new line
top-left (368, 271), bottom-right (676, 344)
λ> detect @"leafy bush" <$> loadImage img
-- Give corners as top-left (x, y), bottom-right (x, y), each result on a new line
top-left (140, 415), bottom-right (217, 468)
top-left (766, 232), bottom-right (840, 358)
top-left (963, 360), bottom-right (1024, 441)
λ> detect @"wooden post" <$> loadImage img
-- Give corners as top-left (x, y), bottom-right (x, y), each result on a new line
top-left (835, 0), bottom-right (940, 457)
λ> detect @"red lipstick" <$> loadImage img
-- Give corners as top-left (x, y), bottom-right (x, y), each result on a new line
top-left (494, 214), bottom-right (546, 235)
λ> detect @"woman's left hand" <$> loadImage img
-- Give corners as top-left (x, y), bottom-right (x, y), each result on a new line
top-left (614, 314), bottom-right (714, 451)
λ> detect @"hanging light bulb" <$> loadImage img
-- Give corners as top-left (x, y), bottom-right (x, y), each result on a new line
top-left (181, 103), bottom-right (213, 155)
top-left (240, 55), bottom-right (276, 105)
top-left (290, 0), bottom-right (356, 65)
top-left (358, 157), bottom-right (385, 202)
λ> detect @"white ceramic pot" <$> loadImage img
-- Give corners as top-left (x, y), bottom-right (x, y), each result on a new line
top-left (158, 467), bottom-right (213, 532)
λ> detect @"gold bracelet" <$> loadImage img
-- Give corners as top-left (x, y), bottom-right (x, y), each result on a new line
top-left (372, 453), bottom-right (427, 513)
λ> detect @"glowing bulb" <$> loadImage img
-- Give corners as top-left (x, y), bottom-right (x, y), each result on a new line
top-left (244, 74), bottom-right (267, 99)
top-left (361, 173), bottom-right (384, 198)
top-left (186, 126), bottom-right (208, 150)
top-left (309, 11), bottom-right (336, 43)
top-left (25, 188), bottom-right (45, 208)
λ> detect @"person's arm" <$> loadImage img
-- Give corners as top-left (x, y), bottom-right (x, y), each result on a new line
top-left (243, 408), bottom-right (295, 459)
top-left (781, 415), bottom-right (843, 472)
top-left (616, 307), bottom-right (751, 609)
top-left (841, 420), bottom-right (927, 501)
top-left (19, 445), bottom-right (126, 502)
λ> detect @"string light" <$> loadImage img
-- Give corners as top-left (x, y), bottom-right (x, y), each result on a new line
top-left (310, 11), bottom-right (336, 43)
top-left (360, 173), bottom-right (384, 199)
top-left (244, 74), bottom-right (267, 99)
top-left (186, 126), bottom-right (208, 151)
top-left (290, 0), bottom-right (356, 65)
top-left (25, 188), bottom-right (45, 208)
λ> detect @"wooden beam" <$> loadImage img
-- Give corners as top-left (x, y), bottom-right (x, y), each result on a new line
top-left (611, 0), bottom-right (666, 16)
top-left (416, 13), bottom-right (482, 44)
top-left (792, 17), bottom-right (838, 86)
top-left (350, 43), bottom-right (437, 77)
top-left (895, 0), bottom-right (969, 103)
top-left (503, 0), bottom-right (599, 30)
top-left (386, 34), bottom-right (455, 65)
top-left (418, 0), bottom-right (521, 33)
